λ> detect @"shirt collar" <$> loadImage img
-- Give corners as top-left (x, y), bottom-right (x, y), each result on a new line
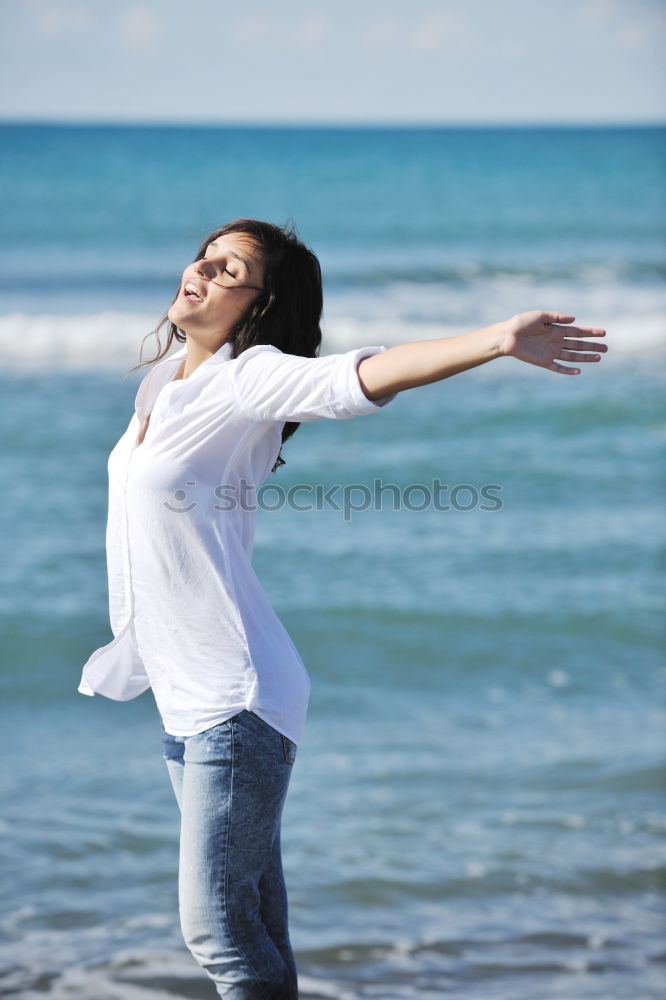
top-left (135, 340), bottom-right (235, 420)
top-left (159, 338), bottom-right (235, 378)
top-left (205, 339), bottom-right (235, 368)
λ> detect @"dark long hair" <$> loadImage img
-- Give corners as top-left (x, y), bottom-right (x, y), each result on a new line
top-left (127, 218), bottom-right (323, 472)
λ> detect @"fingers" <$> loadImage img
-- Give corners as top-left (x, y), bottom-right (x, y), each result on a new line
top-left (561, 338), bottom-right (608, 352)
top-left (558, 333), bottom-right (608, 363)
top-left (544, 314), bottom-right (608, 337)
top-left (559, 349), bottom-right (603, 362)
top-left (561, 327), bottom-right (607, 337)
top-left (548, 362), bottom-right (581, 375)
top-left (544, 312), bottom-right (576, 324)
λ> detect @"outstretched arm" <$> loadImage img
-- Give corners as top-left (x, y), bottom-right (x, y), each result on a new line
top-left (356, 311), bottom-right (608, 401)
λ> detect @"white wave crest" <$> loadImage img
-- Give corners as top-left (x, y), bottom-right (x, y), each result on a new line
top-left (0, 307), bottom-right (663, 373)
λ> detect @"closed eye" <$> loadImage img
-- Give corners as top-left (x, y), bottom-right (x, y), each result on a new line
top-left (199, 254), bottom-right (240, 281)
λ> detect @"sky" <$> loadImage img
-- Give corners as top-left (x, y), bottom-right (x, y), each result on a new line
top-left (0, 0), bottom-right (664, 125)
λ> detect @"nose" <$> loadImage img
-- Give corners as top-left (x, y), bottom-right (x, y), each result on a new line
top-left (192, 260), bottom-right (213, 281)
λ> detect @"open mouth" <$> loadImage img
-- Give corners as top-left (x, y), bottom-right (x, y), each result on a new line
top-left (183, 281), bottom-right (204, 303)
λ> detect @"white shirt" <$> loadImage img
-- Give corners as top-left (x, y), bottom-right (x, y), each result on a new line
top-left (78, 339), bottom-right (397, 744)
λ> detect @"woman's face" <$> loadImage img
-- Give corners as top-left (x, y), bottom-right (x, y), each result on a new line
top-left (167, 232), bottom-right (266, 350)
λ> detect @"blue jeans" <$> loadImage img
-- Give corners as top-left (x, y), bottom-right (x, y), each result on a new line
top-left (161, 710), bottom-right (299, 999)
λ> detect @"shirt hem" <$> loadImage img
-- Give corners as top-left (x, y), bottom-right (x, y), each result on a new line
top-left (160, 705), bottom-right (304, 746)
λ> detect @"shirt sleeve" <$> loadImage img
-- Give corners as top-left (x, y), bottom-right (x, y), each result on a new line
top-left (231, 344), bottom-right (398, 423)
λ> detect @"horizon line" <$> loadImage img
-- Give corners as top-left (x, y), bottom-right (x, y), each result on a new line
top-left (0, 117), bottom-right (664, 130)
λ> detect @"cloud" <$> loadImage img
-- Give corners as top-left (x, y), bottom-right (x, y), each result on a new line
top-left (117, 4), bottom-right (161, 52)
top-left (618, 21), bottom-right (650, 47)
top-left (362, 16), bottom-right (403, 47)
top-left (407, 12), bottom-right (475, 53)
top-left (232, 15), bottom-right (271, 44)
top-left (230, 13), bottom-right (330, 49)
top-left (579, 1), bottom-right (665, 53)
top-left (579, 0), bottom-right (618, 24)
top-left (27, 1), bottom-right (92, 35)
top-left (286, 14), bottom-right (331, 47)
top-left (617, 10), bottom-right (666, 50)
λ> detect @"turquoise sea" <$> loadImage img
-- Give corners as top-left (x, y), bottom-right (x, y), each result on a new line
top-left (0, 124), bottom-right (664, 998)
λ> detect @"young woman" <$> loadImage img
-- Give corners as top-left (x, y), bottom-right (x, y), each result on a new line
top-left (78, 218), bottom-right (607, 998)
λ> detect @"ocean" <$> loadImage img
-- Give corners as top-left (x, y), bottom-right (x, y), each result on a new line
top-left (0, 123), bottom-right (664, 998)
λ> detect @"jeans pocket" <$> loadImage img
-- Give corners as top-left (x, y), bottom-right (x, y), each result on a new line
top-left (161, 729), bottom-right (184, 762)
top-left (281, 734), bottom-right (297, 765)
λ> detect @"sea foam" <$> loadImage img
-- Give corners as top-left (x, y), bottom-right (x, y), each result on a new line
top-left (0, 308), bottom-right (663, 372)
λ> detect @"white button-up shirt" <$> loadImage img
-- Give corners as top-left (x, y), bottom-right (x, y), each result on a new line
top-left (78, 339), bottom-right (397, 744)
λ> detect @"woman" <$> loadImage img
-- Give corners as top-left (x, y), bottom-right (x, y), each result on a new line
top-left (78, 218), bottom-right (607, 998)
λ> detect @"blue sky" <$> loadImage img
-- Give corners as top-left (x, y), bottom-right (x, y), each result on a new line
top-left (1, 0), bottom-right (664, 124)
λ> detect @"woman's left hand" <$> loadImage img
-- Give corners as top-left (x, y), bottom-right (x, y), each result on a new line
top-left (499, 311), bottom-right (607, 374)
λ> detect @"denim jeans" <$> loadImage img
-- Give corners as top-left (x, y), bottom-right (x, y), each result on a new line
top-left (161, 710), bottom-right (299, 999)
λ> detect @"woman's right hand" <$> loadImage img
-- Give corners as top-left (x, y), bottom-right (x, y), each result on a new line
top-left (499, 310), bottom-right (607, 375)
